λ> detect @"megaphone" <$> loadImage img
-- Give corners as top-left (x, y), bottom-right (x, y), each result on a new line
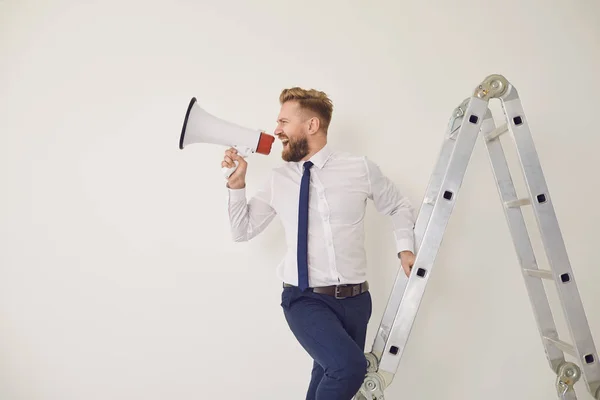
top-left (179, 97), bottom-right (275, 178)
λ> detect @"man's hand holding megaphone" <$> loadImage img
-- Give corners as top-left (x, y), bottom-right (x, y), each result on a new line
top-left (222, 148), bottom-right (247, 189)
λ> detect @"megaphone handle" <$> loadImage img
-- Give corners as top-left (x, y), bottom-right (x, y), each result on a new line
top-left (222, 146), bottom-right (251, 179)
top-left (222, 160), bottom-right (239, 179)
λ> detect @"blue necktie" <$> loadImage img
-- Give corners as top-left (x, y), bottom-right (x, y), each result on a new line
top-left (297, 161), bottom-right (313, 291)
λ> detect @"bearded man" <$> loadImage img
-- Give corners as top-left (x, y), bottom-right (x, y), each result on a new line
top-left (222, 87), bottom-right (416, 400)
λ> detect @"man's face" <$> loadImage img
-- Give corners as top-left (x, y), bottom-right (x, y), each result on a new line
top-left (275, 101), bottom-right (310, 162)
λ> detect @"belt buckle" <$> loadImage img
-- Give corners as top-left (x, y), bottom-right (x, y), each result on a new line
top-left (335, 285), bottom-right (347, 299)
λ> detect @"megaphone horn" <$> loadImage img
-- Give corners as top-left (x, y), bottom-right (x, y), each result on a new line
top-left (179, 97), bottom-right (275, 178)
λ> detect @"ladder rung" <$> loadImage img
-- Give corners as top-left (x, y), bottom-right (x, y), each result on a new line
top-left (505, 198), bottom-right (531, 208)
top-left (543, 336), bottom-right (576, 357)
top-left (524, 269), bottom-right (554, 280)
top-left (485, 123), bottom-right (508, 142)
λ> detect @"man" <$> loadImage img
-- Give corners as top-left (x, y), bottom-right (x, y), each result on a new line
top-left (222, 88), bottom-right (416, 400)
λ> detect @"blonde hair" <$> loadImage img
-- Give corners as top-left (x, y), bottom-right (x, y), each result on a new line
top-left (279, 87), bottom-right (333, 132)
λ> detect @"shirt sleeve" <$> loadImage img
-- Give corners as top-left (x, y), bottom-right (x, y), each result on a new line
top-left (226, 173), bottom-right (277, 242)
top-left (364, 157), bottom-right (416, 254)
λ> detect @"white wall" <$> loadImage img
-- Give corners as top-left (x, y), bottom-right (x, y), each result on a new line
top-left (1, 0), bottom-right (599, 399)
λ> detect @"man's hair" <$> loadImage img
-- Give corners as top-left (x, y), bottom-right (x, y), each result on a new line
top-left (279, 87), bottom-right (333, 133)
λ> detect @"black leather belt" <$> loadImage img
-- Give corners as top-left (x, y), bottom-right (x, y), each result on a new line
top-left (283, 281), bottom-right (369, 299)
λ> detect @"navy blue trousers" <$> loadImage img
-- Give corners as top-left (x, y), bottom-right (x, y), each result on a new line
top-left (280, 285), bottom-right (372, 400)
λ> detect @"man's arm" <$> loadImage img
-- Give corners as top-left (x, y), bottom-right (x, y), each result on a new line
top-left (227, 178), bottom-right (276, 242)
top-left (365, 157), bottom-right (417, 276)
top-left (223, 147), bottom-right (276, 242)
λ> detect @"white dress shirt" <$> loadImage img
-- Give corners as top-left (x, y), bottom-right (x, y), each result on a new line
top-left (226, 144), bottom-right (416, 287)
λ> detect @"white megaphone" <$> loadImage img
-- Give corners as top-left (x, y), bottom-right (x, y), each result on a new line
top-left (179, 97), bottom-right (275, 178)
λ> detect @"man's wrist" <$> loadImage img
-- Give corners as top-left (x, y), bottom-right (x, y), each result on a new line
top-left (398, 250), bottom-right (414, 258)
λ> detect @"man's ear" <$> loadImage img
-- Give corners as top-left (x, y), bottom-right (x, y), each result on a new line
top-left (308, 117), bottom-right (320, 134)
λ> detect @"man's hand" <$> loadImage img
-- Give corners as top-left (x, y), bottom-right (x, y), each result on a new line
top-left (222, 147), bottom-right (247, 189)
top-left (399, 250), bottom-right (416, 277)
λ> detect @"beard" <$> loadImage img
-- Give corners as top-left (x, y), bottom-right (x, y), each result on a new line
top-left (281, 134), bottom-right (309, 162)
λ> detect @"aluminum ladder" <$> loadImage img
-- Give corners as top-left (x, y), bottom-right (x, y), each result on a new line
top-left (356, 74), bottom-right (600, 400)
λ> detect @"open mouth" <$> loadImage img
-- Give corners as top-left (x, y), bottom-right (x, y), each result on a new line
top-left (281, 138), bottom-right (289, 147)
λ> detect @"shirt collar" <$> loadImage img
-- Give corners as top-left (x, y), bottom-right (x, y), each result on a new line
top-left (305, 144), bottom-right (333, 169)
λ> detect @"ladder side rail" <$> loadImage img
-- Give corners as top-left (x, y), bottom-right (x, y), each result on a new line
top-left (499, 84), bottom-right (600, 398)
top-left (376, 97), bottom-right (492, 384)
top-left (369, 98), bottom-right (470, 362)
top-left (482, 102), bottom-right (566, 374)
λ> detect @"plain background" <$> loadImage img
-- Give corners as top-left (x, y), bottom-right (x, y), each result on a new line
top-left (1, 0), bottom-right (599, 399)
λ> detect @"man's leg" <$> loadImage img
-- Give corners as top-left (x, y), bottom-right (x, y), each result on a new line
top-left (306, 361), bottom-right (325, 400)
top-left (339, 291), bottom-right (372, 351)
top-left (280, 287), bottom-right (370, 400)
